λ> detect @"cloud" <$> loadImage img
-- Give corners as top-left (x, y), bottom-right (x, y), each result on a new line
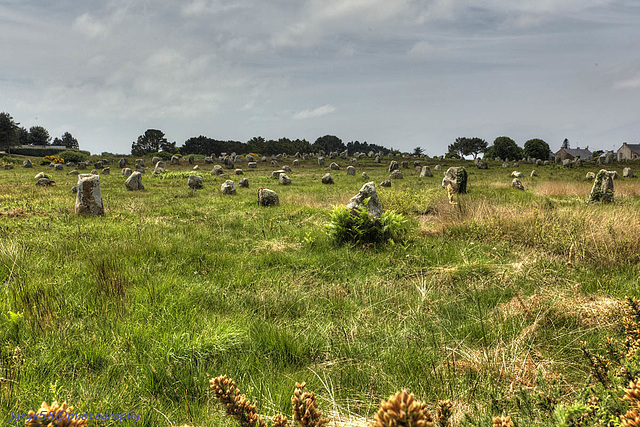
top-left (613, 74), bottom-right (640, 90)
top-left (408, 41), bottom-right (437, 58)
top-left (293, 105), bottom-right (336, 120)
top-left (73, 13), bottom-right (108, 38)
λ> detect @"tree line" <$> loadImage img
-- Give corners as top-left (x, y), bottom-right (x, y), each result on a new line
top-left (447, 136), bottom-right (553, 161)
top-left (0, 112), bottom-right (79, 153)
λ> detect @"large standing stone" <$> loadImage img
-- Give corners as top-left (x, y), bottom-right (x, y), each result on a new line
top-left (211, 165), bottom-right (224, 176)
top-left (75, 174), bottom-right (104, 216)
top-left (389, 170), bottom-right (403, 179)
top-left (188, 155), bottom-right (194, 165)
top-left (330, 162), bottom-right (340, 170)
top-left (221, 180), bottom-right (236, 195)
top-left (442, 167), bottom-right (468, 194)
top-left (346, 166), bottom-right (356, 175)
top-left (530, 170), bottom-right (537, 177)
top-left (171, 155), bottom-right (180, 165)
top-left (511, 178), bottom-right (525, 191)
top-left (279, 174), bottom-right (291, 185)
top-left (154, 161), bottom-right (166, 174)
top-left (23, 159), bottom-right (33, 168)
top-left (388, 161), bottom-right (399, 172)
top-left (589, 169), bottom-right (614, 203)
top-left (257, 187), bottom-right (279, 206)
top-left (346, 181), bottom-right (383, 218)
top-left (272, 169), bottom-right (286, 178)
top-left (124, 171), bottom-right (144, 191)
top-left (318, 157), bottom-right (325, 166)
top-left (321, 173), bottom-right (334, 184)
top-left (119, 158), bottom-right (127, 168)
top-left (188, 175), bottom-right (203, 189)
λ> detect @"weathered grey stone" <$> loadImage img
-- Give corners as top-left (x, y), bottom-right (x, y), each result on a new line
top-left (102, 168), bottom-right (110, 175)
top-left (272, 169), bottom-right (286, 178)
top-left (124, 171), bottom-right (144, 191)
top-left (36, 178), bottom-right (55, 186)
top-left (388, 161), bottom-right (399, 172)
top-left (380, 179), bottom-right (391, 187)
top-left (563, 159), bottom-right (572, 167)
top-left (235, 169), bottom-right (243, 175)
top-left (54, 164), bottom-right (64, 171)
top-left (623, 167), bottom-right (634, 178)
top-left (135, 159), bottom-right (144, 167)
top-left (502, 162), bottom-right (509, 168)
top-left (420, 166), bottom-right (432, 177)
top-left (71, 186), bottom-right (77, 193)
top-left (282, 165), bottom-right (292, 172)
top-left (248, 162), bottom-right (257, 168)
top-left (246, 154), bottom-right (255, 162)
top-left (188, 155), bottom-right (194, 164)
top-left (193, 165), bottom-right (199, 170)
top-left (414, 161), bottom-right (421, 167)
top-left (477, 161), bottom-right (488, 169)
top-left (321, 173), bottom-right (334, 184)
top-left (330, 162), bottom-right (340, 170)
top-left (271, 160), bottom-right (278, 166)
top-left (94, 161), bottom-right (103, 169)
top-left (204, 156), bottom-right (213, 164)
top-left (346, 181), bottom-right (383, 218)
top-left (512, 162), bottom-right (519, 167)
top-left (257, 187), bottom-right (279, 206)
top-left (75, 174), bottom-right (104, 215)
top-left (585, 172), bottom-right (596, 180)
top-left (589, 169), bottom-right (614, 203)
top-left (293, 159), bottom-right (300, 166)
top-left (122, 168), bottom-right (133, 177)
top-left (434, 164), bottom-right (441, 171)
top-left (78, 162), bottom-right (88, 169)
top-left (511, 171), bottom-right (524, 178)
top-left (609, 170), bottom-right (619, 179)
top-left (221, 180), bottom-right (236, 195)
top-left (511, 178), bottom-right (525, 191)
top-left (211, 165), bottom-right (224, 176)
top-left (4, 164), bottom-right (14, 170)
top-left (23, 159), bottom-right (33, 168)
top-left (575, 158), bottom-right (583, 167)
top-left (68, 170), bottom-right (79, 175)
top-left (346, 166), bottom-right (356, 175)
top-left (119, 158), bottom-right (127, 168)
top-left (530, 170), bottom-right (537, 177)
top-left (262, 156), bottom-right (268, 162)
top-left (442, 167), bottom-right (468, 193)
top-left (318, 157), bottom-right (325, 166)
top-left (374, 156), bottom-right (380, 163)
top-left (279, 174), bottom-right (291, 185)
top-left (238, 178), bottom-right (249, 188)
top-left (536, 159), bottom-right (543, 166)
top-left (171, 155), bottom-right (180, 165)
top-left (362, 172), bottom-right (369, 179)
top-left (188, 175), bottom-right (203, 189)
top-left (90, 169), bottom-right (98, 175)
top-left (389, 170), bottom-right (403, 179)
top-left (35, 172), bottom-right (49, 179)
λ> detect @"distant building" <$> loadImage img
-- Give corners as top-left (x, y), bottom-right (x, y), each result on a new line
top-left (617, 142), bottom-right (640, 161)
top-left (555, 146), bottom-right (592, 161)
top-left (19, 145), bottom-right (67, 150)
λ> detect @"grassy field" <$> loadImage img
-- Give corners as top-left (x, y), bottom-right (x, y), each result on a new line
top-left (1, 155), bottom-right (640, 426)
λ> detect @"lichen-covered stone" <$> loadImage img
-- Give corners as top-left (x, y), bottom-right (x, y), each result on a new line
top-left (125, 171), bottom-right (144, 191)
top-left (346, 181), bottom-right (383, 218)
top-left (75, 174), bottom-right (104, 215)
top-left (257, 187), bottom-right (279, 206)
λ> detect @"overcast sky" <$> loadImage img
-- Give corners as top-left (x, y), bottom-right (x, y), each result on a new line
top-left (1, 0), bottom-right (639, 155)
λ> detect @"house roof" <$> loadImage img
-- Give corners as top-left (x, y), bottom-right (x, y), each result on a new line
top-left (556, 148), bottom-right (592, 158)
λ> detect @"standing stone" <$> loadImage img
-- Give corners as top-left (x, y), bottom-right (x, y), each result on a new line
top-left (380, 179), bottom-right (391, 187)
top-left (68, 170), bottom-right (79, 175)
top-left (585, 172), bottom-right (596, 180)
top-left (623, 167), bottom-right (634, 178)
top-left (204, 157), bottom-right (213, 164)
top-left (442, 167), bottom-right (468, 194)
top-left (238, 178), bottom-right (249, 188)
top-left (248, 162), bottom-right (257, 168)
top-left (589, 169), bottom-right (614, 203)
top-left (477, 161), bottom-right (488, 169)
top-left (221, 180), bottom-right (236, 195)
top-left (530, 170), bottom-right (537, 177)
top-left (362, 172), bottom-right (369, 179)
top-left (154, 161), bottom-right (166, 174)
top-left (434, 164), bottom-right (441, 171)
top-left (374, 156), bottom-right (380, 163)
top-left (388, 161), bottom-right (399, 172)
top-left (563, 159), bottom-right (573, 168)
top-left (171, 155), bottom-right (180, 165)
top-left (318, 157), bottom-right (325, 166)
top-left (389, 170), bottom-right (403, 179)
top-left (4, 164), bottom-right (14, 170)
top-left (282, 165), bottom-right (292, 172)
top-left (211, 165), bottom-right (224, 176)
top-left (36, 178), bottom-right (55, 186)
top-left (502, 162), bottom-right (509, 168)
top-left (257, 187), bottom-right (279, 206)
top-left (575, 158), bottom-right (583, 167)
top-left (188, 155), bottom-right (194, 165)
top-left (193, 165), bottom-right (199, 170)
top-left (420, 166), bottom-right (433, 177)
top-left (75, 174), bottom-right (104, 216)
top-left (188, 175), bottom-right (203, 189)
top-left (119, 158), bottom-right (127, 168)
top-left (346, 181), bottom-right (383, 218)
top-left (122, 168), bottom-right (133, 177)
top-left (609, 170), bottom-right (619, 179)
top-left (279, 174), bottom-right (291, 185)
top-left (511, 171), bottom-right (524, 178)
top-left (262, 156), bottom-right (268, 162)
top-left (235, 169), bottom-right (243, 175)
top-left (102, 168), bottom-right (110, 175)
top-left (321, 173), bottom-right (334, 184)
top-left (401, 161), bottom-right (409, 169)
top-left (54, 164), bottom-right (64, 171)
top-left (35, 172), bottom-right (49, 179)
top-left (135, 159), bottom-right (144, 168)
top-left (293, 159), bottom-right (300, 166)
top-left (604, 152), bottom-right (614, 164)
top-left (124, 171), bottom-right (144, 191)
top-left (346, 166), bottom-right (356, 175)
top-left (511, 178), bottom-right (525, 191)
top-left (23, 159), bottom-right (33, 168)
top-left (272, 169), bottom-right (286, 178)
top-left (246, 154), bottom-right (255, 162)
top-left (329, 162), bottom-right (340, 170)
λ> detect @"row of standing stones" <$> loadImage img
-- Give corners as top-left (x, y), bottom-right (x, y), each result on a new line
top-left (24, 153), bottom-right (632, 216)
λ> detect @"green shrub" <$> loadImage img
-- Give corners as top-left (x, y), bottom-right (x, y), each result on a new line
top-left (156, 151), bottom-right (174, 160)
top-left (326, 205), bottom-right (408, 245)
top-left (58, 150), bottom-right (87, 163)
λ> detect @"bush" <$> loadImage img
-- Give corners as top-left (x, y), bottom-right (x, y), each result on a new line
top-left (326, 206), bottom-right (408, 245)
top-left (58, 150), bottom-right (86, 163)
top-left (156, 151), bottom-right (174, 160)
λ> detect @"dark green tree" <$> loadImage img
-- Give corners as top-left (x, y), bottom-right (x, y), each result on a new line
top-left (28, 126), bottom-right (51, 146)
top-left (0, 112), bottom-right (20, 154)
top-left (449, 137), bottom-right (488, 159)
top-left (17, 127), bottom-right (28, 145)
top-left (61, 131), bottom-right (79, 150)
top-left (131, 129), bottom-right (167, 156)
top-left (487, 136), bottom-right (523, 161)
top-left (523, 138), bottom-right (551, 160)
top-left (561, 138), bottom-right (570, 149)
top-left (312, 135), bottom-right (345, 153)
top-left (412, 146), bottom-right (424, 156)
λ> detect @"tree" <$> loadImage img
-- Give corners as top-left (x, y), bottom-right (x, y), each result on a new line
top-left (561, 138), bottom-right (569, 149)
top-left (312, 135), bottom-right (345, 153)
top-left (448, 137), bottom-right (488, 159)
top-left (523, 138), bottom-right (551, 160)
top-left (17, 127), bottom-right (28, 145)
top-left (0, 112), bottom-right (20, 154)
top-left (488, 136), bottom-right (523, 161)
top-left (28, 126), bottom-right (51, 146)
top-left (131, 129), bottom-right (167, 156)
top-left (412, 146), bottom-right (424, 156)
top-left (61, 131), bottom-right (79, 150)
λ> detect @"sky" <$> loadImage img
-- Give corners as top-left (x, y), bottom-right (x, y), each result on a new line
top-left (1, 0), bottom-right (639, 156)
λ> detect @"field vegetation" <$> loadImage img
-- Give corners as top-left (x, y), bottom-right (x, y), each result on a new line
top-left (1, 154), bottom-right (640, 426)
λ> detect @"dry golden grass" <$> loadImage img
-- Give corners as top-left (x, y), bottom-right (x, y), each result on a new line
top-left (533, 181), bottom-right (591, 197)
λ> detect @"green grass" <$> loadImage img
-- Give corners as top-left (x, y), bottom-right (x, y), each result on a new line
top-left (1, 155), bottom-right (640, 426)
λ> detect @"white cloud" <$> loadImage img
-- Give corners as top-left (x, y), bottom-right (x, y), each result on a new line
top-left (408, 41), bottom-right (437, 58)
top-left (293, 105), bottom-right (336, 120)
top-left (73, 13), bottom-right (108, 38)
top-left (613, 74), bottom-right (640, 90)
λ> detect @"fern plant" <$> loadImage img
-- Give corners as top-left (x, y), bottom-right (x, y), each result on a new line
top-left (326, 206), bottom-right (408, 245)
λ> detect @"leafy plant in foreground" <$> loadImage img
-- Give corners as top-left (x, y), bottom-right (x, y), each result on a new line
top-left (326, 205), bottom-right (408, 245)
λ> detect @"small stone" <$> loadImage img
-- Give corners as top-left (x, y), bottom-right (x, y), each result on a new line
top-left (68, 170), bottom-right (79, 175)
top-left (623, 167), bottom-right (634, 178)
top-left (221, 180), bottom-right (236, 195)
top-left (235, 169), bottom-right (243, 175)
top-left (420, 166), bottom-right (433, 177)
top-left (238, 178), bottom-right (249, 188)
top-left (23, 159), bottom-right (33, 168)
top-left (380, 179), bottom-right (391, 187)
top-left (119, 158), bottom-right (127, 168)
top-left (124, 171), bottom-right (144, 191)
top-left (346, 166), bottom-right (356, 175)
top-left (434, 164), bottom-right (441, 171)
top-left (102, 168), bottom-right (110, 175)
top-left (171, 155), bottom-right (180, 165)
top-left (193, 165), bottom-right (199, 170)
top-left (330, 162), bottom-right (340, 170)
top-left (388, 161), bottom-right (399, 172)
top-left (71, 186), bottom-right (77, 193)
top-left (248, 162), bottom-right (257, 168)
top-left (585, 172), bottom-right (596, 180)
top-left (511, 171), bottom-right (524, 178)
top-left (36, 178), bottom-right (55, 186)
top-left (272, 169), bottom-right (286, 178)
top-left (188, 175), bottom-right (203, 189)
top-left (211, 165), bottom-right (224, 176)
top-left (154, 161), bottom-right (166, 174)
top-left (257, 187), bottom-right (279, 206)
top-left (122, 168), bottom-right (133, 177)
top-left (321, 173), bottom-right (334, 184)
top-left (188, 155), bottom-right (194, 164)
top-left (511, 178), bottom-right (525, 191)
top-left (530, 170), bottom-right (537, 177)
top-left (389, 170), bottom-right (403, 179)
top-left (54, 164), bottom-right (64, 171)
top-left (282, 165), bottom-right (292, 172)
top-left (279, 174), bottom-right (291, 185)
